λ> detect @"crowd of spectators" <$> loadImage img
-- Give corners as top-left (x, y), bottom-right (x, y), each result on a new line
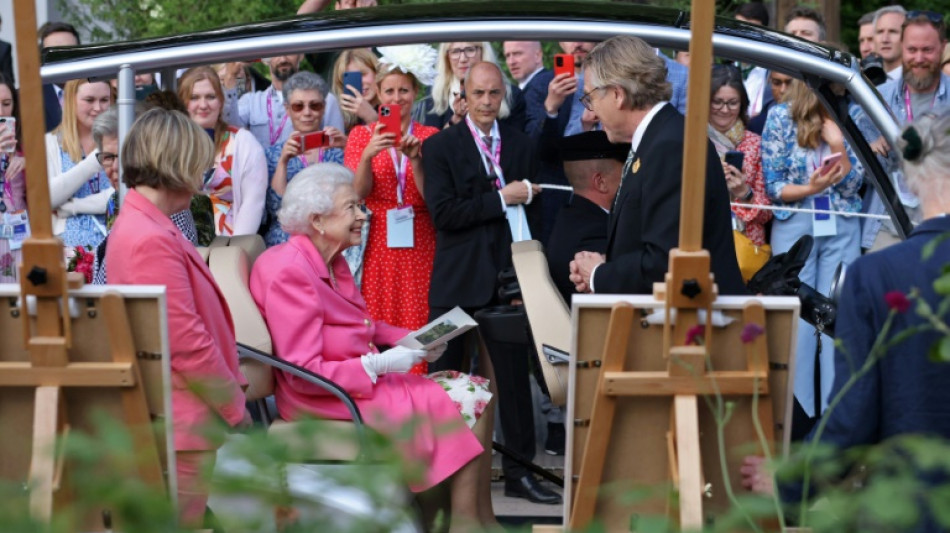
top-left (4, 2), bottom-right (950, 528)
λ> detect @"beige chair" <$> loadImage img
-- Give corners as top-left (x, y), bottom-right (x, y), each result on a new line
top-left (510, 240), bottom-right (570, 407)
top-left (208, 239), bottom-right (365, 462)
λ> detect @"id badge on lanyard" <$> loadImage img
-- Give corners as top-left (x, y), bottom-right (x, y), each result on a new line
top-left (812, 196), bottom-right (836, 237)
top-left (387, 126), bottom-right (415, 248)
top-left (2, 211), bottom-right (30, 251)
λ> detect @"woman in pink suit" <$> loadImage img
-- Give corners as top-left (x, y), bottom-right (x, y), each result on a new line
top-left (250, 163), bottom-right (497, 531)
top-left (106, 108), bottom-right (248, 527)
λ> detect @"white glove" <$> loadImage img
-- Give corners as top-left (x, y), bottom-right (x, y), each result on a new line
top-left (423, 343), bottom-right (448, 363)
top-left (360, 346), bottom-right (425, 383)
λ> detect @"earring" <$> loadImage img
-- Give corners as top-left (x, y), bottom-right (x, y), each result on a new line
top-left (319, 228), bottom-right (325, 235)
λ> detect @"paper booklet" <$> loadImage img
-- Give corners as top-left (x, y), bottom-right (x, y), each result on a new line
top-left (396, 306), bottom-right (477, 350)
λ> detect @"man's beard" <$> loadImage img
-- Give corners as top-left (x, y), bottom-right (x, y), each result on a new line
top-left (273, 64), bottom-right (297, 82)
top-left (904, 61), bottom-right (939, 92)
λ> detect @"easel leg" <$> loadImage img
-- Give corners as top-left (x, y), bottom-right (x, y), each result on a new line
top-left (674, 395), bottom-right (703, 529)
top-left (29, 386), bottom-right (64, 521)
top-left (569, 302), bottom-right (634, 530)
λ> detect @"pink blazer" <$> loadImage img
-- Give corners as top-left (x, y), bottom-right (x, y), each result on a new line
top-left (250, 234), bottom-right (482, 491)
top-left (107, 189), bottom-right (247, 451)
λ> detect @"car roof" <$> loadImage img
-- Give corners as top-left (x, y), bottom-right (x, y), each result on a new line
top-left (39, 0), bottom-right (909, 236)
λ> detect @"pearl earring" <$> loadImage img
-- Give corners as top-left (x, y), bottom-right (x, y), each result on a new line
top-left (319, 229), bottom-right (325, 235)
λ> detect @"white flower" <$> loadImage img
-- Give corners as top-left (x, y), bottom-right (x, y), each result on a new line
top-left (376, 44), bottom-right (439, 87)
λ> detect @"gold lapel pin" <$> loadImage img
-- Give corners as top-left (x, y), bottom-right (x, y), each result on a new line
top-left (632, 158), bottom-right (641, 173)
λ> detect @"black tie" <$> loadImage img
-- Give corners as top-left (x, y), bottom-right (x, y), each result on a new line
top-left (481, 135), bottom-right (500, 188)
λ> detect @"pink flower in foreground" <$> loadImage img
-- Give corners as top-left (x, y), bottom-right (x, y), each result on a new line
top-left (685, 324), bottom-right (705, 346)
top-left (885, 291), bottom-right (910, 313)
top-left (741, 323), bottom-right (765, 344)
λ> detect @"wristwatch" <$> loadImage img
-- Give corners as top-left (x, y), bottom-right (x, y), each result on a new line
top-left (739, 187), bottom-right (754, 201)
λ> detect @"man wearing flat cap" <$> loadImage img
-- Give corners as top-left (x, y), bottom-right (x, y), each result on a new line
top-left (546, 131), bottom-right (627, 303)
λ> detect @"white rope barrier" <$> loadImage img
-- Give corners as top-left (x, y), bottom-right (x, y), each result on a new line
top-left (729, 203), bottom-right (891, 220)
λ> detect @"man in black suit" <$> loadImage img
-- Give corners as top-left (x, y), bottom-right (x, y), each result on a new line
top-left (546, 131), bottom-right (627, 304)
top-left (423, 62), bottom-right (561, 505)
top-left (38, 22), bottom-right (80, 132)
top-left (569, 35), bottom-right (746, 296)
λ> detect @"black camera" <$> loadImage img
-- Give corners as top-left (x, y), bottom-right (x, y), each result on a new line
top-left (379, 106), bottom-right (391, 117)
top-left (861, 53), bottom-right (888, 86)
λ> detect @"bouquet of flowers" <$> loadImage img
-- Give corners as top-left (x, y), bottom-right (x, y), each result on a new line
top-left (67, 245), bottom-right (96, 283)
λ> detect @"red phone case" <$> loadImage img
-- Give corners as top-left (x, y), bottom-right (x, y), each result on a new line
top-left (379, 104), bottom-right (402, 146)
top-left (299, 130), bottom-right (328, 152)
top-left (554, 54), bottom-right (575, 77)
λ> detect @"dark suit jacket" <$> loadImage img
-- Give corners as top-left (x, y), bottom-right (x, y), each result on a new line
top-left (0, 39), bottom-right (13, 87)
top-left (546, 194), bottom-right (608, 304)
top-left (594, 104), bottom-right (746, 295)
top-left (423, 121), bottom-right (539, 309)
top-left (520, 68), bottom-right (554, 137)
top-left (43, 84), bottom-right (62, 132)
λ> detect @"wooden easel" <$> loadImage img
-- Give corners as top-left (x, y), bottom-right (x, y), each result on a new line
top-left (1, 1), bottom-right (173, 529)
top-left (565, 1), bottom-right (795, 530)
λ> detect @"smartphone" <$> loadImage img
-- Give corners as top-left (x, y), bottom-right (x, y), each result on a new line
top-left (299, 130), bottom-right (329, 152)
top-left (0, 117), bottom-right (15, 153)
top-left (819, 152), bottom-right (843, 176)
top-left (554, 53), bottom-right (575, 77)
top-left (724, 150), bottom-right (744, 171)
top-left (459, 88), bottom-right (466, 101)
top-left (342, 71), bottom-right (363, 97)
top-left (378, 104), bottom-right (402, 146)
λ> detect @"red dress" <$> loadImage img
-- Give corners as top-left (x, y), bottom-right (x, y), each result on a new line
top-left (344, 121), bottom-right (439, 375)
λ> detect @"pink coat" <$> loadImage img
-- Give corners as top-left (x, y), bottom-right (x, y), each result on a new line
top-left (107, 189), bottom-right (247, 451)
top-left (250, 234), bottom-right (483, 491)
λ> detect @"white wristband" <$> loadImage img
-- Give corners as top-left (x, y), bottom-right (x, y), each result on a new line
top-left (524, 180), bottom-right (533, 205)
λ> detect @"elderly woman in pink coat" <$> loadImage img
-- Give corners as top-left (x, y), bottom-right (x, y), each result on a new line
top-left (250, 162), bottom-right (497, 531)
top-left (106, 108), bottom-right (249, 527)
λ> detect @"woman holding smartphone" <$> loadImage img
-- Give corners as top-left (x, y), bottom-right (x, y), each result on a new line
top-left (263, 71), bottom-right (346, 247)
top-left (708, 65), bottom-right (772, 249)
top-left (178, 66), bottom-right (267, 238)
top-left (332, 49), bottom-right (380, 133)
top-left (0, 74), bottom-right (26, 283)
top-left (762, 79), bottom-right (862, 438)
top-left (343, 45), bottom-right (439, 375)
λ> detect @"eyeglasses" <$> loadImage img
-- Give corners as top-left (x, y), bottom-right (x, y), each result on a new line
top-left (907, 10), bottom-right (945, 26)
top-left (711, 99), bottom-right (741, 110)
top-left (289, 101), bottom-right (325, 113)
top-left (579, 86), bottom-right (608, 111)
top-left (96, 152), bottom-right (117, 168)
top-left (448, 46), bottom-right (482, 59)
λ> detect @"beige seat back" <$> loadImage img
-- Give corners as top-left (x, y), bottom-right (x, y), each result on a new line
top-left (208, 245), bottom-right (275, 402)
top-left (511, 240), bottom-right (570, 407)
top-left (228, 234), bottom-right (267, 265)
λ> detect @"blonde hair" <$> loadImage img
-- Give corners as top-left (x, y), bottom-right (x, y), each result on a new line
top-left (585, 36), bottom-right (671, 111)
top-left (431, 42), bottom-right (511, 119)
top-left (121, 108), bottom-right (214, 194)
top-left (177, 66), bottom-right (229, 154)
top-left (332, 49), bottom-right (380, 131)
top-left (54, 79), bottom-right (114, 162)
top-left (787, 79), bottom-right (826, 150)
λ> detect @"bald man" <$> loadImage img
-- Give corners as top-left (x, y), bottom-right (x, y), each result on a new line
top-left (504, 41), bottom-right (551, 136)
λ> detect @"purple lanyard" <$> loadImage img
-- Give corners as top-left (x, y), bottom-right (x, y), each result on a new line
top-left (0, 155), bottom-right (11, 207)
top-left (903, 84), bottom-right (938, 123)
top-left (387, 122), bottom-right (414, 206)
top-left (266, 88), bottom-right (289, 146)
top-left (464, 116), bottom-right (504, 187)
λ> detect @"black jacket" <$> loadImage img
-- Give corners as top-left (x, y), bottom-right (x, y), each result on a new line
top-left (423, 120), bottom-right (540, 308)
top-left (546, 194), bottom-right (608, 304)
top-left (595, 104), bottom-right (746, 295)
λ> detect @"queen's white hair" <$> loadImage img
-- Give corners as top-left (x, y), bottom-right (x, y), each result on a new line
top-left (278, 163), bottom-right (354, 235)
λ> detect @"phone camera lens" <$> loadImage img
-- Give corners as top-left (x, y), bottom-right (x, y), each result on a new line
top-left (556, 57), bottom-right (563, 66)
top-left (381, 108), bottom-right (390, 117)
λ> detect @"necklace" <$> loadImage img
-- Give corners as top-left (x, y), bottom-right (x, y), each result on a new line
top-left (328, 263), bottom-right (338, 289)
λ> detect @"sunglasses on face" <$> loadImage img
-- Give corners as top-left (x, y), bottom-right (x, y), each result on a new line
top-left (96, 152), bottom-right (117, 168)
top-left (289, 101), bottom-right (325, 113)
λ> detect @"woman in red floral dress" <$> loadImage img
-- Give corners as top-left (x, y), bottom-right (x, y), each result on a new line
top-left (344, 45), bottom-right (440, 375)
